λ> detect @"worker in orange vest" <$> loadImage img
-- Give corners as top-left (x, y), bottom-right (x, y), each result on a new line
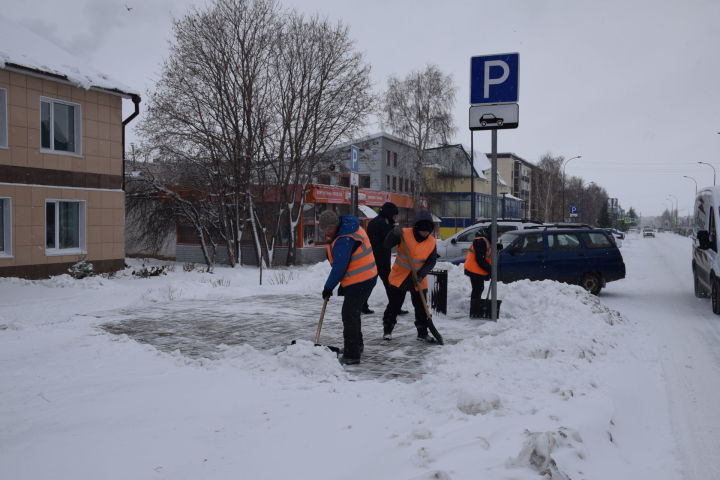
top-left (319, 210), bottom-right (378, 365)
top-left (464, 228), bottom-right (492, 300)
top-left (382, 210), bottom-right (438, 342)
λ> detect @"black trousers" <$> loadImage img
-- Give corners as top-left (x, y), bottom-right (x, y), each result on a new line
top-left (341, 277), bottom-right (377, 359)
top-left (469, 274), bottom-right (486, 300)
top-left (382, 284), bottom-right (430, 336)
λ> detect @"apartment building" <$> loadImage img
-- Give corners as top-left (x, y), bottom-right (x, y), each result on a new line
top-left (0, 18), bottom-right (140, 278)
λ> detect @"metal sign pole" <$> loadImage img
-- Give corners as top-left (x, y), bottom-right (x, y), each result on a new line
top-left (490, 129), bottom-right (498, 321)
top-left (470, 131), bottom-right (476, 224)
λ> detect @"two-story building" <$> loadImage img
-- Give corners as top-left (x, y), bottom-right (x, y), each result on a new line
top-left (0, 18), bottom-right (140, 279)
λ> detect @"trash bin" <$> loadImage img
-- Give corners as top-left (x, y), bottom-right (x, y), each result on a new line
top-left (429, 269), bottom-right (447, 315)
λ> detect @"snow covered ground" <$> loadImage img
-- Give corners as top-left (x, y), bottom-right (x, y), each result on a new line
top-left (1, 232), bottom-right (717, 480)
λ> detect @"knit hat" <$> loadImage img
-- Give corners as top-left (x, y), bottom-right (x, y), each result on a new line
top-left (413, 210), bottom-right (435, 233)
top-left (379, 202), bottom-right (399, 218)
top-left (318, 210), bottom-right (340, 231)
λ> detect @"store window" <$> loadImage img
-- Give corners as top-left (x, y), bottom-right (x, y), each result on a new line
top-left (46, 199), bottom-right (86, 254)
top-left (40, 97), bottom-right (82, 155)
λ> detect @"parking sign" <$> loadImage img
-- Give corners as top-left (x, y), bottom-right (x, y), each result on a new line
top-left (470, 53), bottom-right (519, 105)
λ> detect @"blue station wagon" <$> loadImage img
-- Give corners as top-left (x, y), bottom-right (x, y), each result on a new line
top-left (496, 228), bottom-right (626, 294)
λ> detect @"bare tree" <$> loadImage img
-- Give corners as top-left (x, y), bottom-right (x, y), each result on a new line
top-left (134, 0), bottom-right (280, 269)
top-left (380, 64), bottom-right (457, 195)
top-left (264, 13), bottom-right (374, 265)
top-left (532, 153), bottom-right (563, 222)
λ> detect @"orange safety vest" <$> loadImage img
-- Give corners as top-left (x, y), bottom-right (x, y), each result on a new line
top-left (326, 227), bottom-right (378, 287)
top-left (389, 228), bottom-right (437, 290)
top-left (464, 236), bottom-right (491, 276)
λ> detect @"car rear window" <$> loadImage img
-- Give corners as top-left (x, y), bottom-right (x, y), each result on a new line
top-left (580, 232), bottom-right (613, 249)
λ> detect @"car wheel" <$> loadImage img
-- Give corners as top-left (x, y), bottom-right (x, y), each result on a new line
top-left (694, 268), bottom-right (706, 298)
top-left (581, 272), bottom-right (602, 295)
top-left (497, 119), bottom-right (504, 126)
top-left (480, 121), bottom-right (487, 127)
top-left (712, 277), bottom-right (720, 315)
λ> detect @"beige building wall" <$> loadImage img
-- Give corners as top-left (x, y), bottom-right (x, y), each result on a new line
top-left (0, 69), bottom-right (126, 278)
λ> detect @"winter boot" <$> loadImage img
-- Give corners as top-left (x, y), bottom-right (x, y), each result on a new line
top-left (339, 355), bottom-right (360, 365)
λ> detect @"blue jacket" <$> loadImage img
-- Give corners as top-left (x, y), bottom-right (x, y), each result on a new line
top-left (324, 215), bottom-right (364, 292)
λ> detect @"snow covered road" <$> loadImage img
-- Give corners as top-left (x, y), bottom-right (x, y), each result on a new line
top-left (603, 232), bottom-right (720, 480)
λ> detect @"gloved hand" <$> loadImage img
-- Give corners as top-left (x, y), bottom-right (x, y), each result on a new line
top-left (392, 226), bottom-right (403, 237)
top-left (322, 288), bottom-right (333, 300)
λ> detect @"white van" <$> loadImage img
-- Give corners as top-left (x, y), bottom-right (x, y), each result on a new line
top-left (437, 219), bottom-right (543, 262)
top-left (692, 186), bottom-right (720, 312)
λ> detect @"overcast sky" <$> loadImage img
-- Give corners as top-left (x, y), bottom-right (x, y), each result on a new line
top-left (5, 0), bottom-right (720, 216)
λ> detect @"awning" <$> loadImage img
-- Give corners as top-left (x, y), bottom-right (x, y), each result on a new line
top-left (358, 204), bottom-right (378, 218)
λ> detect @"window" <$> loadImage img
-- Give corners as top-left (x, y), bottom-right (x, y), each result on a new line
top-left (392, 176), bottom-right (397, 191)
top-left (519, 233), bottom-right (544, 253)
top-left (46, 200), bottom-right (86, 254)
top-left (393, 152), bottom-right (397, 167)
top-left (0, 197), bottom-right (11, 256)
top-left (359, 175), bottom-right (371, 188)
top-left (580, 232), bottom-right (612, 249)
top-left (339, 175), bottom-right (350, 187)
top-left (548, 233), bottom-right (581, 251)
top-left (40, 97), bottom-right (82, 155)
top-left (405, 178), bottom-right (409, 192)
top-left (0, 88), bottom-right (7, 148)
top-left (386, 175), bottom-right (390, 189)
top-left (386, 151), bottom-right (391, 166)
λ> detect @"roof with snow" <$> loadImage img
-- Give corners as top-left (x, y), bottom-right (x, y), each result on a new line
top-left (0, 15), bottom-right (139, 98)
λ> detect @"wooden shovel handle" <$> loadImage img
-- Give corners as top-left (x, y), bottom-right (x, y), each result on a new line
top-left (315, 297), bottom-right (329, 344)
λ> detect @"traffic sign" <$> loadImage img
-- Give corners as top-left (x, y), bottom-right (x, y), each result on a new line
top-left (569, 205), bottom-right (578, 218)
top-left (469, 103), bottom-right (519, 131)
top-left (470, 53), bottom-right (519, 105)
top-left (351, 145), bottom-right (360, 173)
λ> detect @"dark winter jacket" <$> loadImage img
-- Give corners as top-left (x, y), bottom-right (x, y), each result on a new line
top-left (384, 210), bottom-right (438, 289)
top-left (323, 215), bottom-right (370, 292)
top-left (366, 205), bottom-right (397, 274)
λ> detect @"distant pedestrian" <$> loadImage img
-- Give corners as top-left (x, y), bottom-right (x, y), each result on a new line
top-left (382, 210), bottom-right (439, 342)
top-left (464, 228), bottom-right (491, 300)
top-left (319, 210), bottom-right (378, 365)
top-left (363, 202), bottom-right (409, 315)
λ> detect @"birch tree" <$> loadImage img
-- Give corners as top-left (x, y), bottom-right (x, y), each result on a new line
top-left (380, 65), bottom-right (457, 195)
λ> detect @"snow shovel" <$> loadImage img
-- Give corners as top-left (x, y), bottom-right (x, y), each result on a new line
top-left (470, 287), bottom-right (501, 320)
top-left (292, 298), bottom-right (340, 355)
top-left (403, 239), bottom-right (444, 345)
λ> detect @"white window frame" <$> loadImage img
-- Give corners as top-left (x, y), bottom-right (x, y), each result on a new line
top-left (0, 88), bottom-right (7, 149)
top-left (45, 199), bottom-right (86, 256)
top-left (40, 96), bottom-right (82, 156)
top-left (0, 197), bottom-right (11, 257)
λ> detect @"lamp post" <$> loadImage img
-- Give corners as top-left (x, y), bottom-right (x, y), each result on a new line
top-left (683, 175), bottom-right (698, 195)
top-left (561, 155), bottom-right (582, 222)
top-left (698, 161), bottom-right (716, 186)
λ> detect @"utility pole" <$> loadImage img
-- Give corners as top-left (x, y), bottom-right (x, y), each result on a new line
top-left (562, 155), bottom-right (582, 222)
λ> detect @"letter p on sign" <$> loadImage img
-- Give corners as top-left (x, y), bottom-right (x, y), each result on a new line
top-left (470, 53), bottom-right (519, 105)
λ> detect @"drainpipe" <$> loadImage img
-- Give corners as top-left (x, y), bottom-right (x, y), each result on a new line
top-left (122, 94), bottom-right (141, 191)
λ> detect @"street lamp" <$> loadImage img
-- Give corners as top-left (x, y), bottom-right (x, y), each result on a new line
top-left (698, 161), bottom-right (716, 186)
top-left (562, 155), bottom-right (582, 222)
top-left (667, 194), bottom-right (678, 229)
top-left (683, 175), bottom-right (698, 195)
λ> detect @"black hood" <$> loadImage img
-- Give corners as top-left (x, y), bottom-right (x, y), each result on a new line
top-left (379, 202), bottom-right (398, 219)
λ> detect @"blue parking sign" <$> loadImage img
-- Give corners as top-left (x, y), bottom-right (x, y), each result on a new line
top-left (470, 53), bottom-right (519, 105)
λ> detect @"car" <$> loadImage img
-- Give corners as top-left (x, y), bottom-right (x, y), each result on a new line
top-left (692, 186), bottom-right (720, 312)
top-left (437, 219), bottom-right (543, 263)
top-left (642, 227), bottom-right (655, 238)
top-left (479, 113), bottom-right (504, 127)
top-left (495, 227), bottom-right (626, 295)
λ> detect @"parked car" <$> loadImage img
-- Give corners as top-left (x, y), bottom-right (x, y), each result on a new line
top-left (692, 186), bottom-right (720, 313)
top-left (437, 219), bottom-right (543, 262)
top-left (642, 227), bottom-right (655, 238)
top-left (495, 227), bottom-right (626, 295)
